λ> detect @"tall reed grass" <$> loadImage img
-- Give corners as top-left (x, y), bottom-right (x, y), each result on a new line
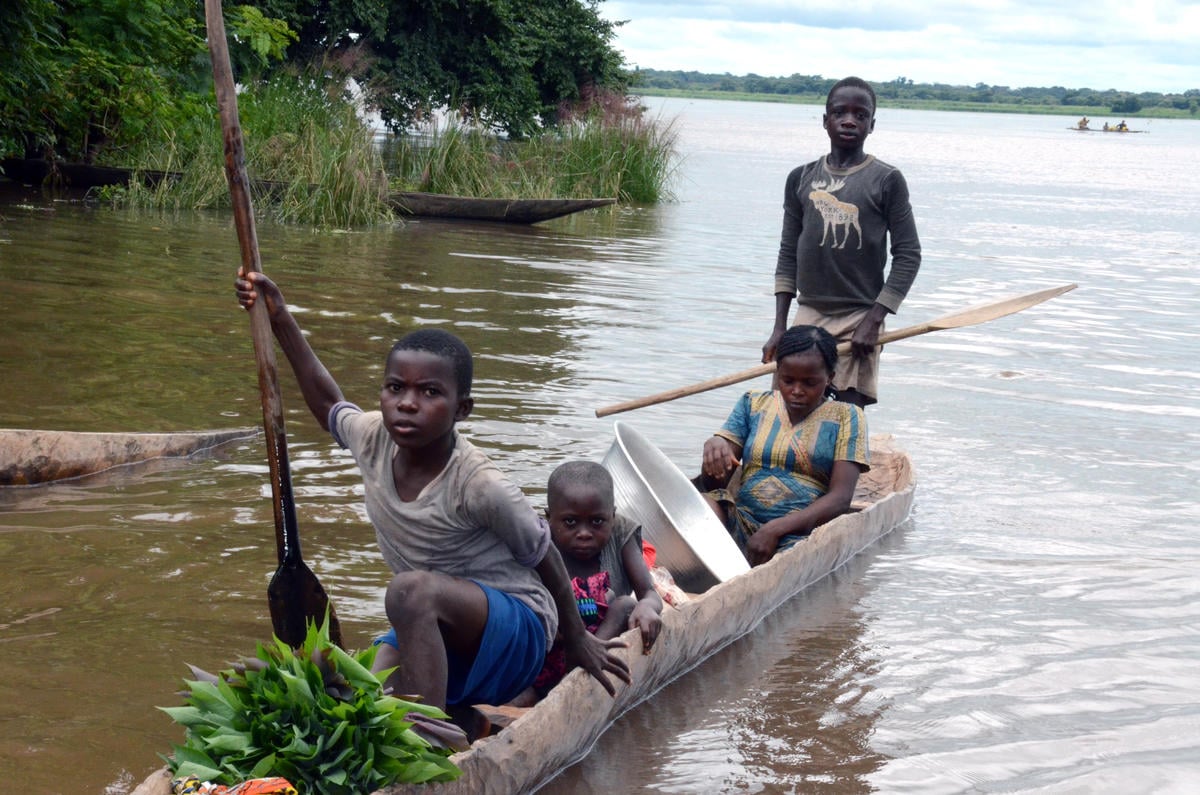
top-left (107, 80), bottom-right (678, 226)
top-left (104, 73), bottom-right (392, 228)
top-left (382, 93), bottom-right (679, 204)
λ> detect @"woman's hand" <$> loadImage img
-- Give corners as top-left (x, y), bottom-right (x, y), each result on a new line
top-left (746, 513), bottom-right (806, 566)
top-left (702, 436), bottom-right (741, 483)
top-left (744, 522), bottom-right (785, 566)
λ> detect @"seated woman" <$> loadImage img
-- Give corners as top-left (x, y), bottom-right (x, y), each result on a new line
top-left (699, 325), bottom-right (870, 566)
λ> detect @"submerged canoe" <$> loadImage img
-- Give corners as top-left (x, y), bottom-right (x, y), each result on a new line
top-left (0, 427), bottom-right (259, 486)
top-left (0, 157), bottom-right (177, 189)
top-left (387, 191), bottom-right (617, 224)
top-left (133, 433), bottom-right (914, 795)
top-left (1, 158), bottom-right (616, 224)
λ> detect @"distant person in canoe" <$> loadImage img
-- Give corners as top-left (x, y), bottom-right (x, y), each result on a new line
top-left (513, 461), bottom-right (664, 704)
top-left (699, 325), bottom-right (870, 566)
top-left (234, 268), bottom-right (630, 715)
top-left (1104, 122), bottom-right (1111, 131)
top-left (1117, 120), bottom-right (1129, 131)
top-left (1077, 116), bottom-right (1090, 130)
top-left (763, 76), bottom-right (922, 408)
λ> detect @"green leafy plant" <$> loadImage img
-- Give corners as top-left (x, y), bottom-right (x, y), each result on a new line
top-left (160, 618), bottom-right (462, 794)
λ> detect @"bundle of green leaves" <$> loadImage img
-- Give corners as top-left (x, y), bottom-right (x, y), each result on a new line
top-left (160, 619), bottom-right (461, 794)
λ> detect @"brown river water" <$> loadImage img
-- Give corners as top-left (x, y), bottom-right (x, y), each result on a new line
top-left (2, 98), bottom-right (1198, 793)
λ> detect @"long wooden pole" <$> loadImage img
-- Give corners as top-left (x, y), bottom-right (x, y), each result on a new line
top-left (204, 0), bottom-right (340, 647)
top-left (595, 283), bottom-right (1077, 418)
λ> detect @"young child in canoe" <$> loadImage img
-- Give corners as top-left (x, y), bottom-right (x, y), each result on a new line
top-left (234, 267), bottom-right (630, 714)
top-left (701, 325), bottom-right (870, 566)
top-left (517, 460), bottom-right (663, 702)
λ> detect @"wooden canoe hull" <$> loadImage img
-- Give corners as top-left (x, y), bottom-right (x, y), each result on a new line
top-left (0, 157), bottom-right (177, 190)
top-left (387, 191), bottom-right (617, 224)
top-left (132, 437), bottom-right (913, 795)
top-left (0, 427), bottom-right (259, 486)
top-left (385, 438), bottom-right (914, 795)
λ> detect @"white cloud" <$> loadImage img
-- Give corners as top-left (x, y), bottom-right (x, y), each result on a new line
top-left (601, 1), bottom-right (1200, 93)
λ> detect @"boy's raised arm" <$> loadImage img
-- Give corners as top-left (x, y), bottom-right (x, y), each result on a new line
top-left (235, 267), bottom-right (345, 430)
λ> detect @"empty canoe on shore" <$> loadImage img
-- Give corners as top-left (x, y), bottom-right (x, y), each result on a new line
top-left (132, 430), bottom-right (914, 795)
top-left (0, 427), bottom-right (259, 486)
top-left (387, 191), bottom-right (617, 224)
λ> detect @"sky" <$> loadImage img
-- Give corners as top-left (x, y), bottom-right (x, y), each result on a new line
top-left (599, 1), bottom-right (1200, 94)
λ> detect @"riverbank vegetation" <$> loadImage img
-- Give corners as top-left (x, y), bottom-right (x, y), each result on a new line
top-left (97, 78), bottom-right (676, 226)
top-left (630, 70), bottom-right (1200, 120)
top-left (97, 72), bottom-right (395, 228)
top-left (386, 92), bottom-right (677, 204)
top-left (0, 0), bottom-right (678, 227)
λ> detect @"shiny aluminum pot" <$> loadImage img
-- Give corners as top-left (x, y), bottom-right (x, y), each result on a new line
top-left (601, 421), bottom-right (750, 593)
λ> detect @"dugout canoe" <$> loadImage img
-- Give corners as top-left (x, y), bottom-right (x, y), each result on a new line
top-left (387, 191), bottom-right (617, 224)
top-left (0, 427), bottom-right (259, 486)
top-left (132, 433), bottom-right (913, 795)
top-left (1066, 126), bottom-right (1146, 133)
top-left (1, 158), bottom-right (616, 224)
top-left (0, 157), bottom-right (178, 190)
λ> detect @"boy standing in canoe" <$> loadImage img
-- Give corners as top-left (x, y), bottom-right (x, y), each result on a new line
top-left (763, 76), bottom-right (921, 408)
top-left (235, 268), bottom-right (630, 715)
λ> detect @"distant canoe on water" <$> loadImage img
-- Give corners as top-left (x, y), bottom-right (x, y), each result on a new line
top-left (0, 427), bottom-right (259, 486)
top-left (0, 158), bottom-right (616, 224)
top-left (1068, 125), bottom-right (1146, 133)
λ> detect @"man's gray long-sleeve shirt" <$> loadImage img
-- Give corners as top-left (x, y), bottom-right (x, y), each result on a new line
top-left (774, 154), bottom-right (921, 314)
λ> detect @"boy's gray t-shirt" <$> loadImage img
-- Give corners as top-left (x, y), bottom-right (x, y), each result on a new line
top-left (331, 403), bottom-right (556, 646)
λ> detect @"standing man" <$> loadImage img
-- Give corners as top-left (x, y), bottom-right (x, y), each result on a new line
top-left (763, 76), bottom-right (921, 408)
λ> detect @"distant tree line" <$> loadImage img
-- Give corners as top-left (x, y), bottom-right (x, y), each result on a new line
top-left (630, 69), bottom-right (1200, 116)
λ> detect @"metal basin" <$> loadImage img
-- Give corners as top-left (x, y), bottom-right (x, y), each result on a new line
top-left (601, 421), bottom-right (750, 593)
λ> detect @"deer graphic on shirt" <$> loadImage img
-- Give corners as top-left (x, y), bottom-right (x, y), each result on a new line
top-left (809, 177), bottom-right (862, 250)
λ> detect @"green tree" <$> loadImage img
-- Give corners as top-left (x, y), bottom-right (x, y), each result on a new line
top-left (55, 0), bottom-right (208, 161)
top-left (1, 2), bottom-right (301, 164)
top-left (1111, 94), bottom-right (1142, 113)
top-left (0, 0), bottom-right (62, 158)
top-left (247, 0), bottom-right (627, 137)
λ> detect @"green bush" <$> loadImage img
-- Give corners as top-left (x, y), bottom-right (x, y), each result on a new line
top-left (106, 71), bottom-right (391, 228)
top-left (383, 93), bottom-right (679, 204)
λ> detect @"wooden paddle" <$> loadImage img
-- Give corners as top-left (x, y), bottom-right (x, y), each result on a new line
top-left (595, 283), bottom-right (1077, 418)
top-left (204, 0), bottom-right (341, 648)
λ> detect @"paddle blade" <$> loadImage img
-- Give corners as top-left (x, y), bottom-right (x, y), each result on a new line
top-left (913, 283), bottom-right (1076, 333)
top-left (594, 283), bottom-right (1078, 417)
top-left (268, 561), bottom-right (343, 648)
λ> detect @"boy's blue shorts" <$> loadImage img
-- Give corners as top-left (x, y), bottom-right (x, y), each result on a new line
top-left (374, 581), bottom-right (547, 706)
